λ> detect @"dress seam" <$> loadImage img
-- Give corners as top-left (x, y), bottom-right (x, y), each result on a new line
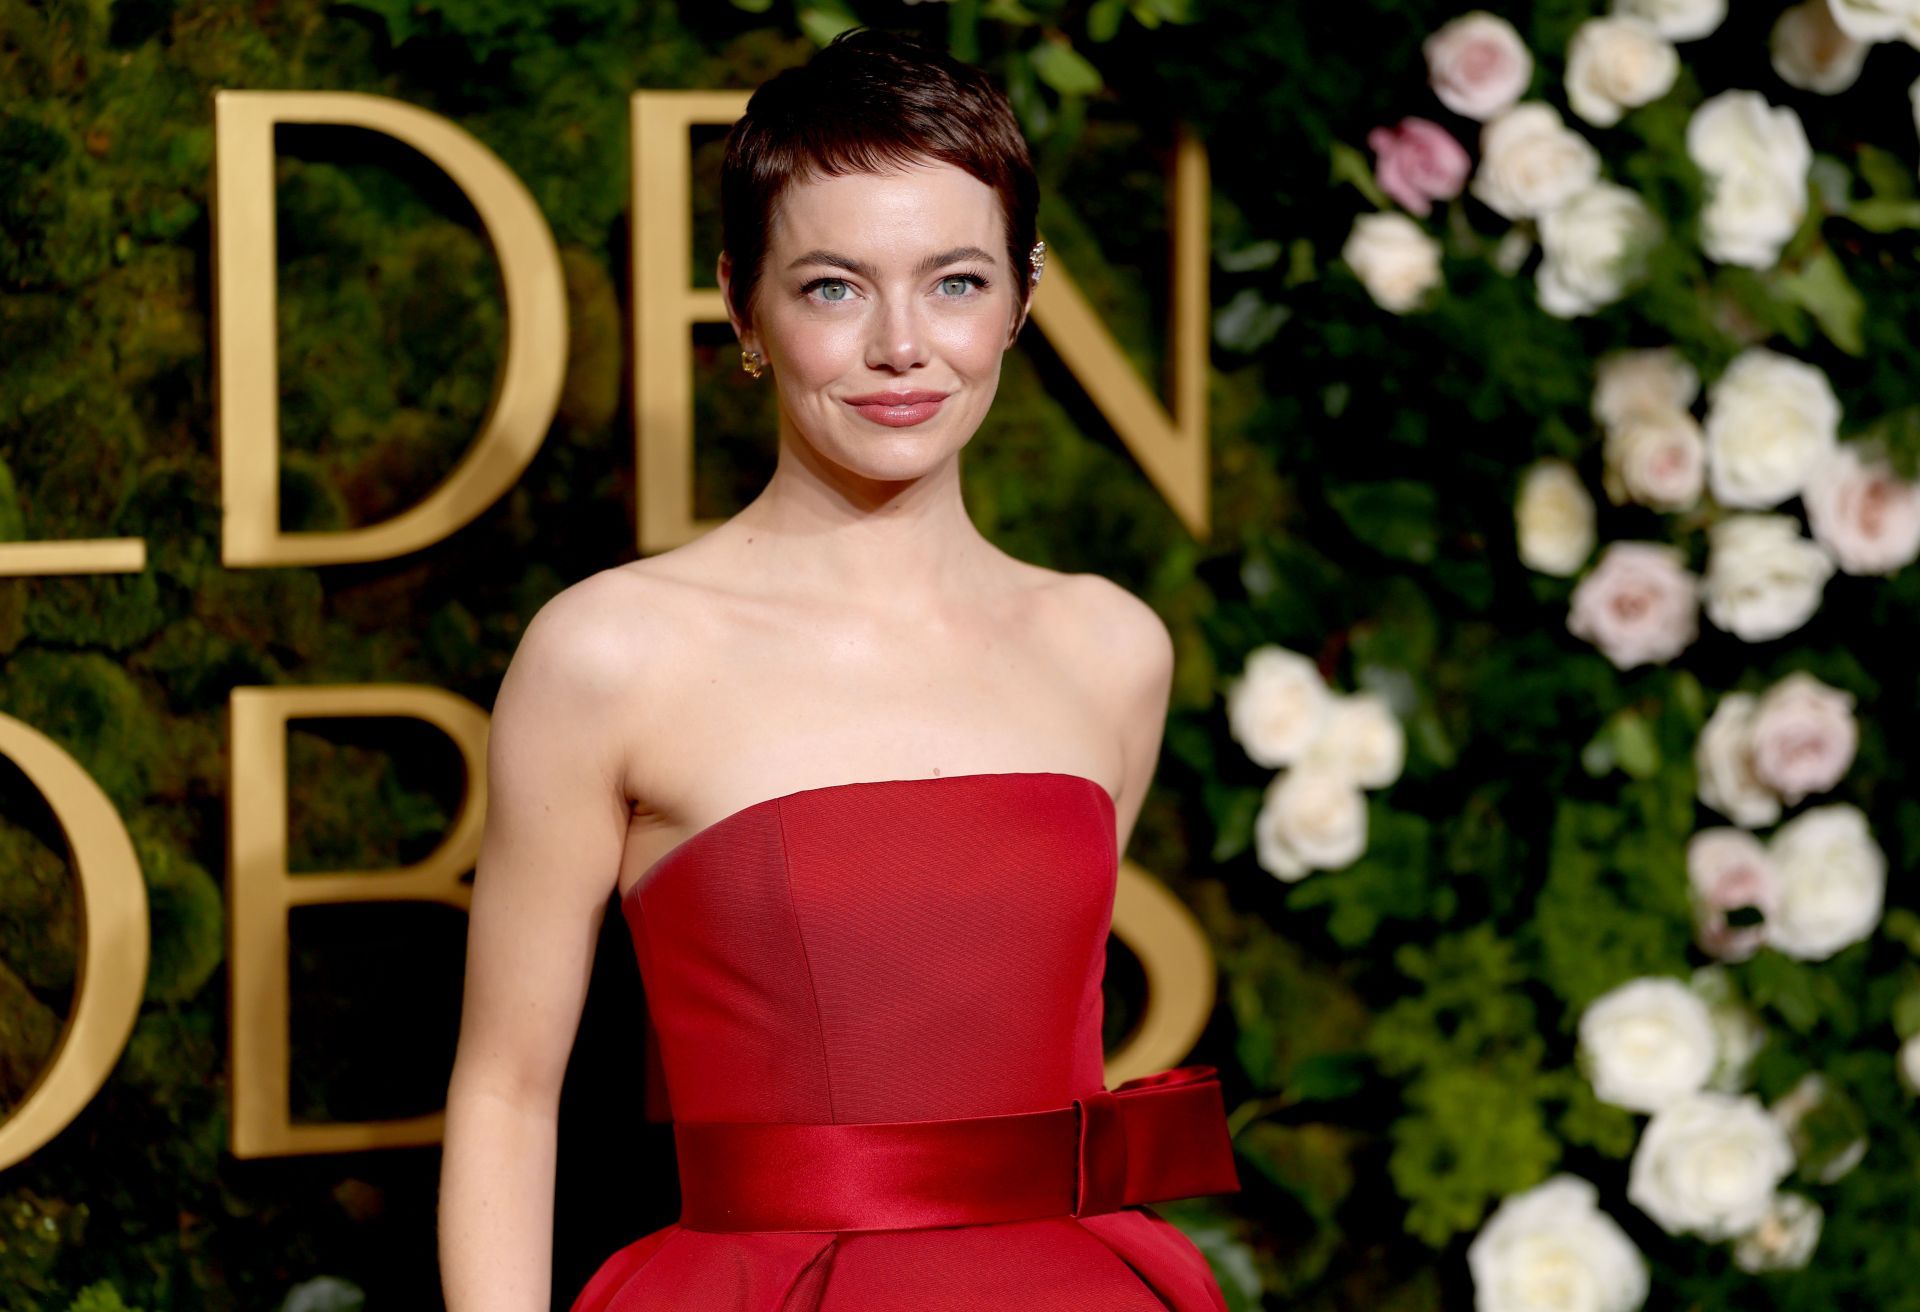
top-left (774, 799), bottom-right (838, 1123)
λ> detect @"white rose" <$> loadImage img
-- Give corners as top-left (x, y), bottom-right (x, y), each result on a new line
top-left (1252, 787), bottom-right (1310, 882)
top-left (1686, 91), bottom-right (1812, 269)
top-left (1424, 10), bottom-right (1535, 120)
top-left (1703, 347), bottom-right (1839, 509)
top-left (1695, 692), bottom-right (1781, 828)
top-left (1686, 827), bottom-right (1781, 963)
top-left (1578, 976), bottom-right (1719, 1112)
top-left (1627, 1090), bottom-right (1794, 1239)
top-left (1342, 212), bottom-right (1444, 313)
top-left (1592, 346), bottom-right (1701, 429)
top-left (1767, 802), bottom-right (1885, 960)
top-left (1611, 0), bottom-right (1728, 41)
top-left (1827, 0), bottom-right (1920, 45)
top-left (1260, 762), bottom-right (1369, 873)
top-left (1732, 1192), bottom-right (1824, 1273)
top-left (1536, 181), bottom-right (1661, 318)
top-left (1772, 1), bottom-right (1871, 93)
top-left (1471, 101), bottom-right (1602, 221)
top-left (1567, 16), bottom-right (1680, 127)
top-left (1898, 1033), bottom-right (1920, 1094)
top-left (1748, 671), bottom-right (1857, 804)
top-left (1804, 440), bottom-right (1920, 576)
top-left (1568, 540), bottom-right (1700, 669)
top-left (1602, 409), bottom-right (1706, 511)
top-left (1516, 457), bottom-right (1597, 576)
top-left (1301, 691), bottom-right (1406, 789)
top-left (1466, 1174), bottom-right (1650, 1312)
top-left (1227, 645), bottom-right (1331, 768)
top-left (1702, 514), bottom-right (1835, 642)
top-left (1769, 1071), bottom-right (1868, 1183)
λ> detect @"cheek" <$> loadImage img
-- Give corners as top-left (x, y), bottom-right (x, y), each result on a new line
top-left (929, 312), bottom-right (1012, 378)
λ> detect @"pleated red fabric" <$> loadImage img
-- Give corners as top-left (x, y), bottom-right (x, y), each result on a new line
top-left (570, 771), bottom-right (1239, 1311)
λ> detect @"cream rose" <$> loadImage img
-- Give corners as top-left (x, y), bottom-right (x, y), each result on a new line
top-left (1767, 802), bottom-right (1885, 960)
top-left (1695, 692), bottom-right (1781, 829)
top-left (1686, 828), bottom-right (1780, 963)
top-left (1516, 457), bottom-right (1597, 576)
top-left (1227, 645), bottom-right (1331, 768)
top-left (1424, 10), bottom-right (1535, 120)
top-left (1703, 347), bottom-right (1839, 509)
top-left (1627, 1090), bottom-right (1794, 1239)
top-left (1577, 976), bottom-right (1719, 1112)
top-left (1536, 181), bottom-right (1661, 318)
top-left (1898, 1032), bottom-right (1920, 1094)
top-left (1255, 763), bottom-right (1368, 876)
top-left (1568, 540), bottom-right (1700, 669)
top-left (1769, 1070), bottom-right (1868, 1183)
top-left (1567, 16), bottom-right (1680, 126)
top-left (1602, 409), bottom-right (1706, 511)
top-left (1692, 965), bottom-right (1769, 1093)
top-left (1702, 513), bottom-right (1835, 642)
top-left (1300, 691), bottom-right (1406, 789)
top-left (1466, 1174), bottom-right (1650, 1312)
top-left (1612, 0), bottom-right (1728, 41)
top-left (1686, 90), bottom-right (1812, 269)
top-left (1748, 671), bottom-right (1857, 805)
top-left (1804, 440), bottom-right (1920, 576)
top-left (1732, 1192), bottom-right (1824, 1273)
top-left (1827, 0), bottom-right (1920, 46)
top-left (1772, 1), bottom-right (1871, 92)
top-left (1592, 346), bottom-right (1701, 429)
top-left (1471, 101), bottom-right (1602, 221)
top-left (1342, 212), bottom-right (1444, 314)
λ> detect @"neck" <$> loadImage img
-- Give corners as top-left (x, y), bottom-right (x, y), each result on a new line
top-left (725, 409), bottom-right (995, 609)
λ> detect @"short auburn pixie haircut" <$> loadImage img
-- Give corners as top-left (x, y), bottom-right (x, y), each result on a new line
top-left (720, 28), bottom-right (1039, 327)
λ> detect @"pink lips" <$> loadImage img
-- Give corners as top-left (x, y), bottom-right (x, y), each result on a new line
top-left (842, 389), bottom-right (951, 428)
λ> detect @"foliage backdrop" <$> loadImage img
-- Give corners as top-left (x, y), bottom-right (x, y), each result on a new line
top-left (5, 0), bottom-right (1920, 1309)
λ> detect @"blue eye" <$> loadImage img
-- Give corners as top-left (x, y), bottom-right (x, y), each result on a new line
top-left (817, 280), bottom-right (851, 302)
top-left (939, 276), bottom-right (972, 296)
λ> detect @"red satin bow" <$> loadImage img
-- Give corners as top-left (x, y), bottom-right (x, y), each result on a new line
top-left (673, 1064), bottom-right (1240, 1234)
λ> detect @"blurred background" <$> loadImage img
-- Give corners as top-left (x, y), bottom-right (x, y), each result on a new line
top-left (7, 0), bottom-right (1920, 1308)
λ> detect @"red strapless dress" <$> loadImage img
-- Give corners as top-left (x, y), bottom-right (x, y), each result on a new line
top-left (569, 771), bottom-right (1241, 1310)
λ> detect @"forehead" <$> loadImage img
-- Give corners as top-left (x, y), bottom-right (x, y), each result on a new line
top-left (768, 161), bottom-right (1007, 267)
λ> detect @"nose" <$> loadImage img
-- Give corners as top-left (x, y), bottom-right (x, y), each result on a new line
top-left (864, 293), bottom-right (929, 374)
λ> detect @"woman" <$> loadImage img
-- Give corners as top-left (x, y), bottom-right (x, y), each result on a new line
top-left (439, 28), bottom-right (1239, 1311)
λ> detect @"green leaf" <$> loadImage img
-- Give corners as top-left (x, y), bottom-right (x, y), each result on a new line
top-left (1088, 0), bottom-right (1127, 41)
top-left (1329, 140), bottom-right (1391, 210)
top-left (1771, 246), bottom-right (1866, 357)
top-left (1325, 479), bottom-right (1438, 563)
top-left (1028, 40), bottom-right (1103, 96)
top-left (1209, 783), bottom-right (1262, 862)
top-left (1844, 197), bottom-right (1920, 232)
top-left (729, 0), bottom-right (776, 12)
top-left (1856, 142), bottom-right (1915, 201)
top-left (797, 0), bottom-right (859, 46)
top-left (1213, 288), bottom-right (1291, 353)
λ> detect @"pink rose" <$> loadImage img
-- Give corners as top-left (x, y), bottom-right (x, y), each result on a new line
top-left (1687, 828), bottom-right (1781, 962)
top-left (1424, 11), bottom-right (1534, 121)
top-left (1567, 540), bottom-right (1701, 669)
top-left (1804, 441), bottom-right (1920, 576)
top-left (1367, 117), bottom-right (1471, 217)
top-left (1748, 672), bottom-right (1857, 806)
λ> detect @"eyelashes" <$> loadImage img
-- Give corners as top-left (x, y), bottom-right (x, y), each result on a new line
top-left (797, 269), bottom-right (995, 303)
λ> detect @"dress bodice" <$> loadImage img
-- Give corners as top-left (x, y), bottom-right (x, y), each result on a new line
top-left (621, 771), bottom-right (1117, 1125)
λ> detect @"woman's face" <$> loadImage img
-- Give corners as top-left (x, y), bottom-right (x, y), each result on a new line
top-left (723, 161), bottom-right (1027, 483)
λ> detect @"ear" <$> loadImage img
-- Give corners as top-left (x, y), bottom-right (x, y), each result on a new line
top-left (1007, 279), bottom-right (1035, 348)
top-left (717, 251), bottom-right (758, 354)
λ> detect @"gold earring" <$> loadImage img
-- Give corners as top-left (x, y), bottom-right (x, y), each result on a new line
top-left (740, 347), bottom-right (765, 379)
top-left (1028, 240), bottom-right (1047, 286)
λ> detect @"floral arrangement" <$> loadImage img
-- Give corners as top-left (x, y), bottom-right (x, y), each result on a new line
top-left (1275, 1), bottom-right (1920, 1305)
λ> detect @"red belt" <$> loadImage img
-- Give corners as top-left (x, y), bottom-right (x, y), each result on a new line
top-left (672, 1064), bottom-right (1240, 1233)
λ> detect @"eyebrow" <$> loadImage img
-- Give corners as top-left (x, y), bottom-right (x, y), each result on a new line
top-left (786, 246), bottom-right (999, 279)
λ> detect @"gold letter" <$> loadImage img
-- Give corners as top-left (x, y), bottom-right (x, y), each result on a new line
top-left (228, 684), bottom-right (486, 1158)
top-left (0, 714), bottom-right (148, 1169)
top-left (212, 91), bottom-right (568, 568)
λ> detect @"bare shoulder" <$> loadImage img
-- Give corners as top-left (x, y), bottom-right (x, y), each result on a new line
top-left (1018, 565), bottom-right (1174, 710)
